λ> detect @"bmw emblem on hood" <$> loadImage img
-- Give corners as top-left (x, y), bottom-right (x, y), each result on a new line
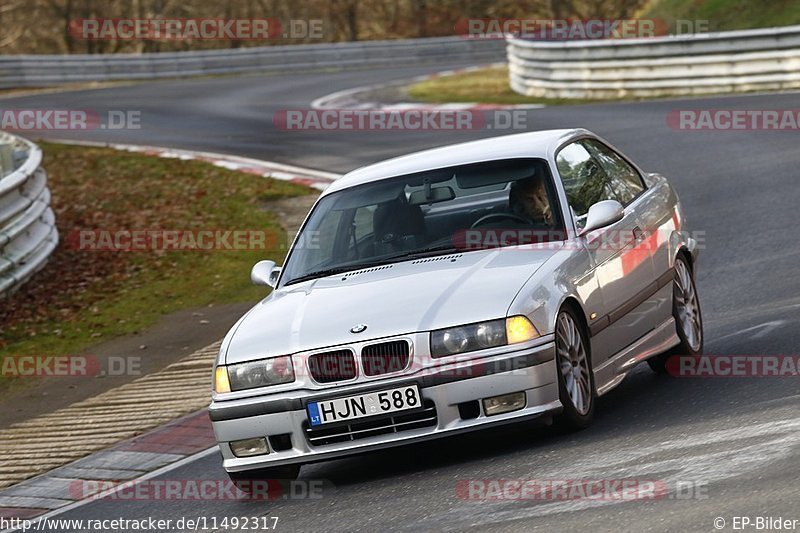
top-left (350, 324), bottom-right (367, 334)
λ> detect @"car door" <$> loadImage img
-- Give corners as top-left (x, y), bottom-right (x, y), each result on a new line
top-left (555, 139), bottom-right (656, 362)
top-left (582, 139), bottom-right (674, 327)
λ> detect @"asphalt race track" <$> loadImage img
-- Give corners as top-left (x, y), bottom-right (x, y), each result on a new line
top-left (6, 63), bottom-right (800, 532)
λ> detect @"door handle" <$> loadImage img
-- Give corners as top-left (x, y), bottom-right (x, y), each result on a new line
top-left (632, 226), bottom-right (644, 242)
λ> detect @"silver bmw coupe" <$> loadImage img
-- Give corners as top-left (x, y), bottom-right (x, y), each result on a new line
top-left (209, 128), bottom-right (703, 485)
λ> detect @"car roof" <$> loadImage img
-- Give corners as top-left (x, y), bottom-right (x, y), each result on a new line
top-left (323, 128), bottom-right (591, 195)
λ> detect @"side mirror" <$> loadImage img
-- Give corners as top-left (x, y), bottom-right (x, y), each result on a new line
top-left (251, 260), bottom-right (281, 288)
top-left (579, 200), bottom-right (625, 237)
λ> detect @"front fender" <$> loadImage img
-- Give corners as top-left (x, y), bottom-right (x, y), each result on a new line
top-left (506, 246), bottom-right (599, 336)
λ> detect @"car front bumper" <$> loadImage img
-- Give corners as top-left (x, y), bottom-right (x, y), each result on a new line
top-left (209, 339), bottom-right (560, 473)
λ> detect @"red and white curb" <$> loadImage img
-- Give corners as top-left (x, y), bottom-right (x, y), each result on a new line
top-left (46, 140), bottom-right (341, 191)
top-left (310, 63), bottom-right (544, 111)
top-left (0, 411), bottom-right (216, 526)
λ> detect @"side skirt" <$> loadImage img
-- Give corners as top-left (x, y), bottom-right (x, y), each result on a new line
top-left (593, 317), bottom-right (680, 397)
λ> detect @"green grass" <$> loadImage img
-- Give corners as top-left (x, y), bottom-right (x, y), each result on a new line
top-left (641, 0), bottom-right (800, 31)
top-left (0, 144), bottom-right (311, 391)
top-left (407, 66), bottom-right (599, 106)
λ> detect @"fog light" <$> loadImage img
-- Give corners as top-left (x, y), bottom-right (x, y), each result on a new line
top-left (230, 437), bottom-right (269, 458)
top-left (482, 392), bottom-right (526, 416)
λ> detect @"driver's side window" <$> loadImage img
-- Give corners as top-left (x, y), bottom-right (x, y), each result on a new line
top-left (556, 142), bottom-right (616, 229)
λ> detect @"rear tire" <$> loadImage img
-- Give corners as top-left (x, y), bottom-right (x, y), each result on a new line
top-left (227, 464), bottom-right (301, 494)
top-left (648, 255), bottom-right (703, 374)
top-left (553, 306), bottom-right (595, 431)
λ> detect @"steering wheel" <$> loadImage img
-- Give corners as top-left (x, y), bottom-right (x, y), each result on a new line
top-left (470, 213), bottom-right (530, 229)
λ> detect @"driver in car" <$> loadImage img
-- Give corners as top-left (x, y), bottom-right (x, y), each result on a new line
top-left (509, 177), bottom-right (553, 225)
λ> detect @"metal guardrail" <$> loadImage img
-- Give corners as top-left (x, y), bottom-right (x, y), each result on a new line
top-left (0, 37), bottom-right (506, 88)
top-left (0, 133), bottom-right (58, 298)
top-left (507, 25), bottom-right (800, 99)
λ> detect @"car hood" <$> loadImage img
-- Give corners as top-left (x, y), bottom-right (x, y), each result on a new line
top-left (224, 246), bottom-right (561, 364)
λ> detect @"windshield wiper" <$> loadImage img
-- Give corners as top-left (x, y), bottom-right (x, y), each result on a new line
top-left (284, 266), bottom-right (359, 286)
top-left (284, 260), bottom-right (392, 286)
top-left (381, 244), bottom-right (461, 262)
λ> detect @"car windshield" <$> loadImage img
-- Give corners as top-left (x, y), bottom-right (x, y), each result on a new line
top-left (281, 158), bottom-right (565, 286)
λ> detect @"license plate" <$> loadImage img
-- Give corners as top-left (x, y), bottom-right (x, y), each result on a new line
top-left (306, 385), bottom-right (422, 427)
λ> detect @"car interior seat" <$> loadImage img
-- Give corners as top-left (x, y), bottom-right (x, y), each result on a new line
top-left (372, 194), bottom-right (426, 254)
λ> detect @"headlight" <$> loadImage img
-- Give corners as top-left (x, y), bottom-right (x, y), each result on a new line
top-left (215, 356), bottom-right (295, 392)
top-left (476, 321), bottom-right (506, 348)
top-left (430, 316), bottom-right (539, 358)
top-left (441, 327), bottom-right (471, 354)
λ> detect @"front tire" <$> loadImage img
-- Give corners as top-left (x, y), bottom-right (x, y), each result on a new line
top-left (553, 307), bottom-right (595, 430)
top-left (648, 255), bottom-right (703, 374)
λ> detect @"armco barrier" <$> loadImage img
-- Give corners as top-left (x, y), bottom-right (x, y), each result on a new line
top-left (0, 133), bottom-right (58, 297)
top-left (0, 37), bottom-right (506, 88)
top-left (507, 25), bottom-right (800, 99)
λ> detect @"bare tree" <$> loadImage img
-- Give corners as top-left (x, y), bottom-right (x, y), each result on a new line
top-left (0, 0), bottom-right (650, 54)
